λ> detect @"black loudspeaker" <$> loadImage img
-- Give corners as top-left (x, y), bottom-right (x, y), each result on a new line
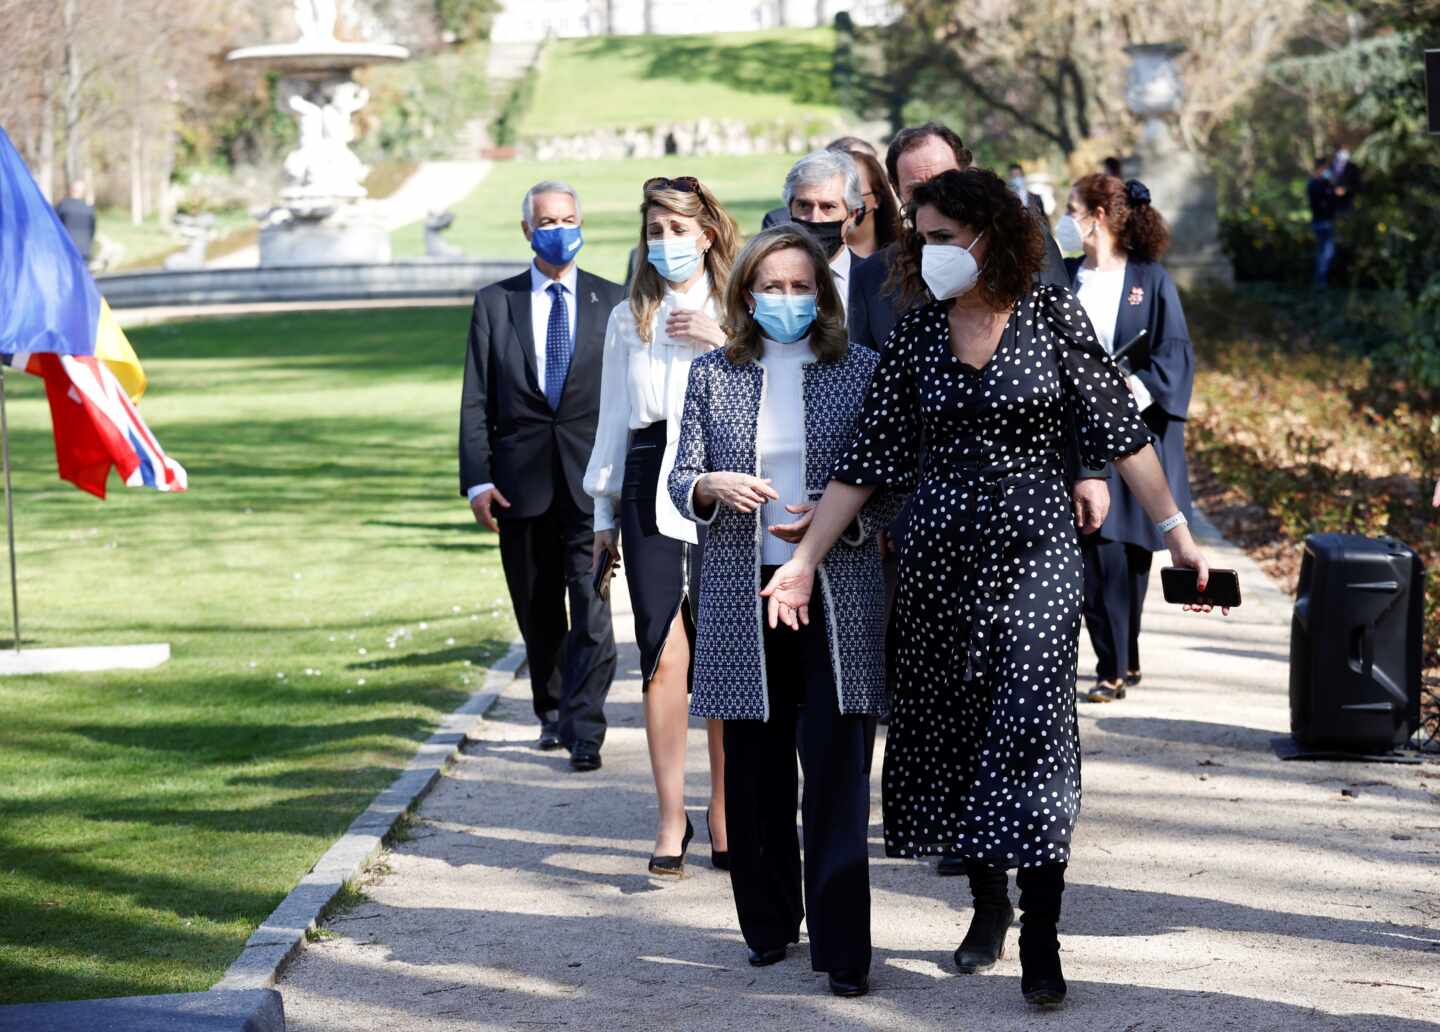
top-left (1428, 50), bottom-right (1440, 135)
top-left (1290, 533), bottom-right (1423, 753)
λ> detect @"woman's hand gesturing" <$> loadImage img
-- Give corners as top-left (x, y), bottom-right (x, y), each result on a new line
top-left (767, 502), bottom-right (814, 544)
top-left (760, 559), bottom-right (815, 630)
top-left (698, 472), bottom-right (779, 514)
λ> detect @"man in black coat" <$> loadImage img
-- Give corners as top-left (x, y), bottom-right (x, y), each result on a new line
top-left (459, 180), bottom-right (624, 772)
top-left (55, 179), bottom-right (96, 260)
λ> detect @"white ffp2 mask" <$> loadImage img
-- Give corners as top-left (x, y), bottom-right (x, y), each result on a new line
top-left (921, 233), bottom-right (984, 301)
top-left (1055, 215), bottom-right (1085, 254)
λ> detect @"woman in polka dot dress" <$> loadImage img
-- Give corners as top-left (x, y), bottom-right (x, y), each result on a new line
top-left (760, 168), bottom-right (1221, 1009)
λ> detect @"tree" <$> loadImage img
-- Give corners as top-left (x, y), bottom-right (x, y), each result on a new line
top-left (887, 0), bottom-right (1311, 162)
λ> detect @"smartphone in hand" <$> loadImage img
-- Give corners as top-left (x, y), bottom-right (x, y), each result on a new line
top-left (1161, 567), bottom-right (1241, 608)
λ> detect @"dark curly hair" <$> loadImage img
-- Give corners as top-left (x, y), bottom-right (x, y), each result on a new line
top-left (886, 167), bottom-right (1045, 314)
top-left (1072, 173), bottom-right (1170, 263)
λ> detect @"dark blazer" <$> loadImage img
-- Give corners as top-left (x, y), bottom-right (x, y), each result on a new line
top-left (1065, 257), bottom-right (1195, 550)
top-left (459, 267), bottom-right (626, 520)
top-left (846, 213), bottom-right (1068, 351)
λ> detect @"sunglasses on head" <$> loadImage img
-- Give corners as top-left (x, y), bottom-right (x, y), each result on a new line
top-left (644, 176), bottom-right (701, 194)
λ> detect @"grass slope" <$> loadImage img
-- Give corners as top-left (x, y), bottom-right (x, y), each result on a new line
top-left (392, 153), bottom-right (797, 281)
top-left (521, 29), bottom-right (841, 138)
top-left (0, 307), bottom-right (514, 1003)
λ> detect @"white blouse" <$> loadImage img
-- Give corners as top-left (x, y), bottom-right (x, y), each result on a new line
top-left (583, 275), bottom-right (719, 543)
top-left (1074, 260), bottom-right (1154, 413)
top-left (757, 335), bottom-right (816, 566)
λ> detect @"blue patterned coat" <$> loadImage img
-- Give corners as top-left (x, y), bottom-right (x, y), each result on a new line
top-left (668, 344), bottom-right (904, 721)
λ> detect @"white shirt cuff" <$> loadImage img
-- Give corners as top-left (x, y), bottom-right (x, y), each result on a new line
top-left (1127, 375), bottom-right (1154, 413)
top-left (466, 483), bottom-right (495, 502)
top-left (592, 496), bottom-right (617, 533)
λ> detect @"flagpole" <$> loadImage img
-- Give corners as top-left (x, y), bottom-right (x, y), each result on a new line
top-left (0, 364), bottom-right (19, 653)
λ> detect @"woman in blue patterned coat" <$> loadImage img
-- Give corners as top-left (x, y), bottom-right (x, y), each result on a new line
top-left (668, 225), bottom-right (901, 999)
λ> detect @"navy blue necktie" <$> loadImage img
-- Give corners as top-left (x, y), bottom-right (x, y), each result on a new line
top-left (544, 282), bottom-right (572, 410)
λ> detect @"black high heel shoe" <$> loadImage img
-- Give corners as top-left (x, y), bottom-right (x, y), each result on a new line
top-left (648, 816), bottom-right (694, 877)
top-left (706, 808), bottom-right (730, 871)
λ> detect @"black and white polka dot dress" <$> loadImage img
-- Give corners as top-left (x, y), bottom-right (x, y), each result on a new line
top-left (830, 285), bottom-right (1151, 869)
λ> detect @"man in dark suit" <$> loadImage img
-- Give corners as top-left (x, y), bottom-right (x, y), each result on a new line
top-left (459, 180), bottom-right (624, 772)
top-left (846, 123), bottom-right (1108, 882)
top-left (55, 179), bottom-right (95, 261)
top-left (1007, 163), bottom-right (1048, 221)
top-left (782, 148), bottom-right (864, 324)
top-left (762, 135), bottom-right (880, 232)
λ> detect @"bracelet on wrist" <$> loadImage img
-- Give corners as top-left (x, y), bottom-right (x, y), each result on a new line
top-left (1157, 512), bottom-right (1188, 534)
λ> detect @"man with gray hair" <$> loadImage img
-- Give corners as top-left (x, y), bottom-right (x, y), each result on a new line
top-left (782, 148), bottom-right (864, 321)
top-left (459, 180), bottom-right (625, 771)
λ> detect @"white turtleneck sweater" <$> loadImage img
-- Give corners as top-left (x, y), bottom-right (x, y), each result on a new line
top-left (756, 335), bottom-right (816, 566)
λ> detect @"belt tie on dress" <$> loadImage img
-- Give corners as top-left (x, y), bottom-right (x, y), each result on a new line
top-left (929, 456), bottom-right (1064, 684)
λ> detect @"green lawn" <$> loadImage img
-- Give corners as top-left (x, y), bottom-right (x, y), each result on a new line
top-left (521, 29), bottom-right (841, 138)
top-left (392, 153), bottom-right (798, 281)
top-left (0, 308), bottom-right (514, 1004)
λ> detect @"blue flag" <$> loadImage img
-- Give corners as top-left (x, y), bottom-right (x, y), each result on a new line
top-left (0, 124), bottom-right (102, 357)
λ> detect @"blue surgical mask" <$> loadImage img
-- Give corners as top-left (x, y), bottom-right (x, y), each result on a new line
top-left (750, 292), bottom-right (817, 344)
top-left (530, 224), bottom-right (583, 266)
top-left (647, 238), bottom-right (703, 283)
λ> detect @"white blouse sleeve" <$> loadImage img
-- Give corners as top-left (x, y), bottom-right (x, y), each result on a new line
top-left (583, 304), bottom-right (632, 534)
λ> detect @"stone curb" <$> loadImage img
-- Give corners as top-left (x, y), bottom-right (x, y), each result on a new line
top-left (213, 641), bottom-right (527, 992)
top-left (0, 989), bottom-right (284, 1032)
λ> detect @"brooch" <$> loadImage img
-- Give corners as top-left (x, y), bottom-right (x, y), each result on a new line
top-left (1127, 286), bottom-right (1145, 306)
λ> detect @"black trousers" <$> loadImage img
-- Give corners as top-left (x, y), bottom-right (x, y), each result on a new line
top-left (1081, 536), bottom-right (1154, 682)
top-left (723, 586), bottom-right (871, 975)
top-left (497, 470), bottom-right (616, 749)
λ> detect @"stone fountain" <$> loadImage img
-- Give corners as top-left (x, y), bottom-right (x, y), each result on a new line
top-left (227, 0), bottom-right (408, 266)
top-left (1124, 42), bottom-right (1234, 289)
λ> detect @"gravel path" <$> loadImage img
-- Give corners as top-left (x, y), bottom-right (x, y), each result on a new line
top-left (277, 515), bottom-right (1440, 1030)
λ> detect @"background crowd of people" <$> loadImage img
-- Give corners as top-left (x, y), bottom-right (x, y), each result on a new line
top-left (457, 122), bottom-right (1220, 1009)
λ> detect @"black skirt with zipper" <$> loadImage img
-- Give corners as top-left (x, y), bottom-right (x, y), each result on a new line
top-left (620, 421), bottom-right (702, 688)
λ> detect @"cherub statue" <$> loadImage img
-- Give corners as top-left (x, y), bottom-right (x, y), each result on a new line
top-left (295, 0), bottom-right (338, 41)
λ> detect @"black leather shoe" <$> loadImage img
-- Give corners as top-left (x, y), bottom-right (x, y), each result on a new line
top-left (828, 971), bottom-right (869, 997)
top-left (1125, 669), bottom-right (1142, 688)
top-left (648, 816), bottom-right (694, 877)
top-left (536, 721), bottom-right (562, 751)
top-left (569, 744), bottom-right (602, 772)
top-left (746, 945), bottom-right (786, 967)
top-left (937, 851), bottom-right (967, 876)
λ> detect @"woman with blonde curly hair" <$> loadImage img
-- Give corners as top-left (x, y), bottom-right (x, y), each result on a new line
top-left (584, 176), bottom-right (740, 877)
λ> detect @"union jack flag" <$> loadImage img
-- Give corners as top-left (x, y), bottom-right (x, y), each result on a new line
top-left (6, 352), bottom-right (187, 498)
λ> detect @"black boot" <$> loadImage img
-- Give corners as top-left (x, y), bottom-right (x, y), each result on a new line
top-left (953, 862), bottom-right (1014, 973)
top-left (1016, 863), bottom-right (1067, 1008)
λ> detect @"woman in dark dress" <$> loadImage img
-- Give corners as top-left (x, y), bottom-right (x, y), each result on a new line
top-left (1059, 174), bottom-right (1195, 703)
top-left (760, 169), bottom-right (1222, 1009)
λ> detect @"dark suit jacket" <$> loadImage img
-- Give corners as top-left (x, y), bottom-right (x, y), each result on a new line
top-left (760, 205), bottom-right (790, 231)
top-left (847, 213), bottom-right (1068, 351)
top-left (459, 267), bottom-right (626, 520)
top-left (1065, 257), bottom-right (1195, 549)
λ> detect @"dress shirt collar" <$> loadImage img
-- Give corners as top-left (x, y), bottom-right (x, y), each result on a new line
top-left (829, 246), bottom-right (852, 285)
top-left (530, 261), bottom-right (579, 297)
